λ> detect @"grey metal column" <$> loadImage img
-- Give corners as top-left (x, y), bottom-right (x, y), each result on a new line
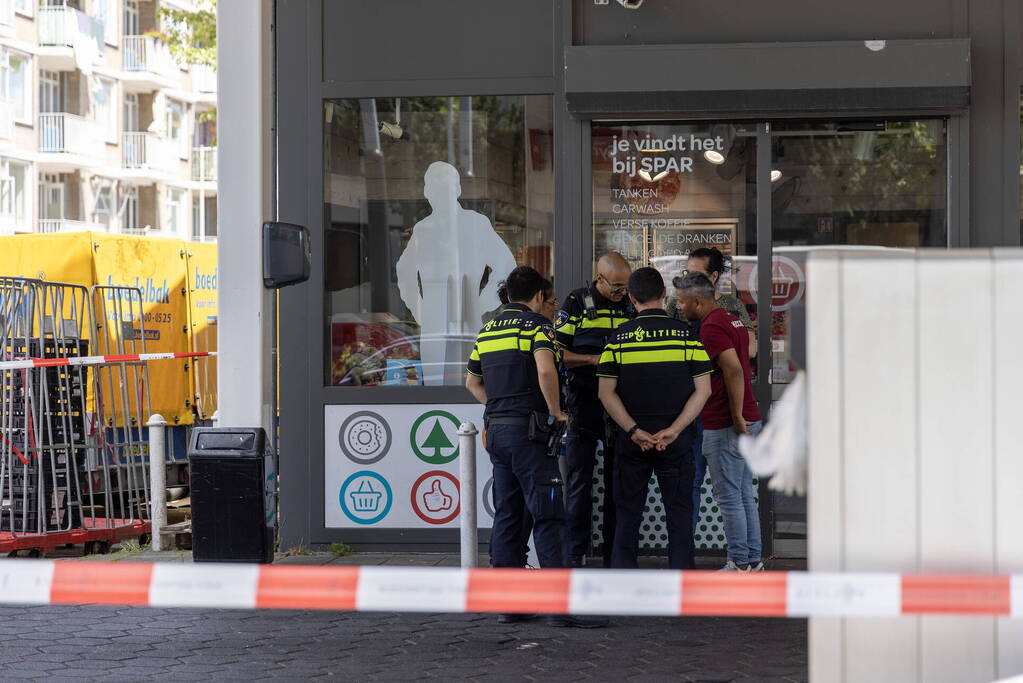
top-left (755, 122), bottom-right (774, 559)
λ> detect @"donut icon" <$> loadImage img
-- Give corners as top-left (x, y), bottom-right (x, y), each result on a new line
top-left (338, 411), bottom-right (392, 464)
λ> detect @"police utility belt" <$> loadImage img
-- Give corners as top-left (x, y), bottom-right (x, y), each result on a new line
top-left (488, 412), bottom-right (566, 456)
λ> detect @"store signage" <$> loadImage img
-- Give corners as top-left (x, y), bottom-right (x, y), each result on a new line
top-left (324, 404), bottom-right (494, 529)
top-left (748, 256), bottom-right (806, 311)
top-left (609, 133), bottom-right (724, 178)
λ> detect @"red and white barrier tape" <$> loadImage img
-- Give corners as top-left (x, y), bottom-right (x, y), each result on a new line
top-left (2, 562), bottom-right (1021, 617)
top-left (0, 351), bottom-right (216, 371)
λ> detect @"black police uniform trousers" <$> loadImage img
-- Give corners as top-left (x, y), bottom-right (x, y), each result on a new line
top-left (611, 417), bottom-right (696, 570)
top-left (564, 386), bottom-right (616, 567)
top-left (486, 423), bottom-right (567, 568)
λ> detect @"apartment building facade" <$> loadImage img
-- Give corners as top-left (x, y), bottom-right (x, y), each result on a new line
top-left (0, 0), bottom-right (216, 240)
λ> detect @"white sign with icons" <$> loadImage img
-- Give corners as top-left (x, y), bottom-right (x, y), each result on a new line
top-left (324, 403), bottom-right (496, 529)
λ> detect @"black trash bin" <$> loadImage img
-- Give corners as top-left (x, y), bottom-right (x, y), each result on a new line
top-left (188, 427), bottom-right (276, 563)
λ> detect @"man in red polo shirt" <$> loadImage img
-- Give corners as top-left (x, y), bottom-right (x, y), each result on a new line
top-left (674, 272), bottom-right (764, 572)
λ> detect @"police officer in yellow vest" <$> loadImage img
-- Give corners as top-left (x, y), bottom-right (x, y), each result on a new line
top-left (596, 266), bottom-right (712, 569)
top-left (554, 252), bottom-right (633, 567)
top-left (466, 265), bottom-right (608, 628)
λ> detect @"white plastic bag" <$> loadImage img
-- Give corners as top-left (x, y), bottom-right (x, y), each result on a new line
top-left (738, 370), bottom-right (807, 496)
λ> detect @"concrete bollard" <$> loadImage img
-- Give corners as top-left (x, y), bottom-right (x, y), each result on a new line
top-left (147, 414), bottom-right (168, 551)
top-left (457, 422), bottom-right (479, 568)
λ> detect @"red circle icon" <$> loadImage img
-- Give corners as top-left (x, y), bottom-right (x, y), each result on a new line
top-left (410, 471), bottom-right (460, 525)
top-left (748, 256), bottom-right (805, 311)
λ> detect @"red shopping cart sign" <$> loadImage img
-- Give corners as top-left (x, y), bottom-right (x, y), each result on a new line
top-left (749, 257), bottom-right (805, 311)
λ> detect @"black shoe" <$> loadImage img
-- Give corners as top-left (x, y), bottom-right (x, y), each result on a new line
top-left (546, 615), bottom-right (610, 629)
top-left (497, 613), bottom-right (538, 624)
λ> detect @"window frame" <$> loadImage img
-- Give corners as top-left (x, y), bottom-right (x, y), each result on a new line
top-left (166, 98), bottom-right (187, 158)
top-left (91, 76), bottom-right (117, 143)
top-left (13, 0), bottom-right (32, 18)
top-left (4, 159), bottom-right (29, 231)
top-left (7, 50), bottom-right (31, 125)
top-left (165, 185), bottom-right (187, 235)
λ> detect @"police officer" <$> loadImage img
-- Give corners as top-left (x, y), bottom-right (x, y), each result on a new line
top-left (596, 267), bottom-right (712, 569)
top-left (554, 252), bottom-right (633, 567)
top-left (466, 265), bottom-right (607, 628)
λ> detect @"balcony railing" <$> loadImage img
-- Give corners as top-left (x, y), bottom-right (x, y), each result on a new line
top-left (191, 146), bottom-right (216, 182)
top-left (39, 113), bottom-right (102, 157)
top-left (38, 219), bottom-right (103, 234)
top-left (191, 64), bottom-right (216, 93)
top-left (38, 6), bottom-right (104, 52)
top-left (123, 132), bottom-right (178, 173)
top-left (123, 35), bottom-right (177, 76)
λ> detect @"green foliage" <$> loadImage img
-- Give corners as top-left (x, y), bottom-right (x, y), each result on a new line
top-left (156, 2), bottom-right (216, 68)
top-left (280, 545), bottom-right (313, 557)
top-left (330, 542), bottom-right (353, 557)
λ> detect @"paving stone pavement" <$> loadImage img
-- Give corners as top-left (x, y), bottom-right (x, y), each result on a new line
top-left (0, 603), bottom-right (807, 681)
top-left (9, 549), bottom-right (808, 681)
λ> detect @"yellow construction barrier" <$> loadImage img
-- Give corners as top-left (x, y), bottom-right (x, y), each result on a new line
top-left (0, 232), bottom-right (217, 426)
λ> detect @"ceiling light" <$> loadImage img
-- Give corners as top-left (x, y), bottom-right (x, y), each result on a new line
top-left (704, 150), bottom-right (725, 165)
top-left (638, 169), bottom-right (652, 182)
top-left (771, 170), bottom-right (783, 182)
top-left (652, 170), bottom-right (668, 181)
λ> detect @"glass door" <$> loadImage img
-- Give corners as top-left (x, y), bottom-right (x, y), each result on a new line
top-left (764, 118), bottom-right (949, 557)
top-left (590, 121), bottom-right (762, 556)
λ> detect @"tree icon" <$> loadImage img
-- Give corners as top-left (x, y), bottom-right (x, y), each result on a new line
top-left (421, 419), bottom-right (454, 458)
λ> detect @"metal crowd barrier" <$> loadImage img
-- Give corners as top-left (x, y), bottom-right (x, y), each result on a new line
top-left (0, 277), bottom-right (153, 555)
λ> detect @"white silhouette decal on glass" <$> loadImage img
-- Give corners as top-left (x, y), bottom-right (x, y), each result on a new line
top-left (395, 161), bottom-right (517, 386)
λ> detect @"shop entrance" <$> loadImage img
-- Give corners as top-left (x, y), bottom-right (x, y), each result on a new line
top-left (589, 118), bottom-right (949, 557)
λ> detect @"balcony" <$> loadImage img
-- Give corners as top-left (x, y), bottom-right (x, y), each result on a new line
top-left (191, 146), bottom-right (216, 182)
top-left (38, 219), bottom-right (103, 234)
top-left (122, 36), bottom-right (179, 91)
top-left (123, 132), bottom-right (179, 175)
top-left (39, 113), bottom-right (103, 160)
top-left (37, 6), bottom-right (104, 52)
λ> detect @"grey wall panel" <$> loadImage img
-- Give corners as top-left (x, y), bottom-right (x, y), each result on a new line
top-left (322, 0), bottom-right (556, 85)
top-left (573, 0), bottom-right (958, 45)
top-left (565, 40), bottom-right (971, 94)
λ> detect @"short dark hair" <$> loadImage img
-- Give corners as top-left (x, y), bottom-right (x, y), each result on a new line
top-left (627, 267), bottom-right (665, 305)
top-left (673, 271), bottom-right (716, 300)
top-left (496, 280), bottom-right (509, 305)
top-left (505, 266), bottom-right (550, 303)
top-left (688, 248), bottom-right (725, 276)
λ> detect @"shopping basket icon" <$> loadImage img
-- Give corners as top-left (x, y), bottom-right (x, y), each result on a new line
top-left (349, 479), bottom-right (383, 512)
top-left (772, 275), bottom-right (794, 299)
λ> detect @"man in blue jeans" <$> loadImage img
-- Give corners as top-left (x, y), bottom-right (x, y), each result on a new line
top-left (675, 272), bottom-right (765, 572)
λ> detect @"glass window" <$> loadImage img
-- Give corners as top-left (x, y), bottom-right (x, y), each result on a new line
top-left (94, 0), bottom-right (116, 45)
top-left (92, 77), bottom-right (115, 141)
top-left (166, 99), bottom-right (186, 156)
top-left (592, 122), bottom-right (757, 299)
top-left (7, 161), bottom-right (27, 229)
top-left (768, 119), bottom-right (947, 385)
top-left (123, 0), bottom-right (139, 35)
top-left (91, 178), bottom-right (114, 231)
top-left (323, 96), bottom-right (555, 387)
top-left (165, 187), bottom-right (185, 235)
top-left (8, 52), bottom-right (28, 121)
top-left (38, 69), bottom-right (60, 114)
top-left (122, 185), bottom-right (138, 232)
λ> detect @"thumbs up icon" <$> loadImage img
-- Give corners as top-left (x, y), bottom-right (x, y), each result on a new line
top-left (423, 479), bottom-right (453, 512)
